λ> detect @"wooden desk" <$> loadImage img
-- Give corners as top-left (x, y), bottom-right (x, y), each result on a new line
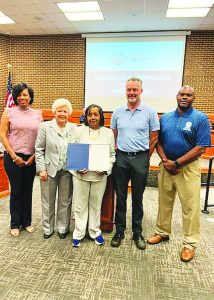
top-left (101, 175), bottom-right (115, 231)
top-left (42, 109), bottom-right (112, 127)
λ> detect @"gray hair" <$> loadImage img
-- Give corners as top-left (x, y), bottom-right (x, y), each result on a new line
top-left (127, 77), bottom-right (142, 86)
top-left (52, 98), bottom-right (73, 115)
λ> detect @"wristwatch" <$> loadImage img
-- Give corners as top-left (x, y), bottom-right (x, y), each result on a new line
top-left (174, 160), bottom-right (180, 168)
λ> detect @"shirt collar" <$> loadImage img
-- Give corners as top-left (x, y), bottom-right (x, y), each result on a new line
top-left (175, 107), bottom-right (194, 118)
top-left (125, 102), bottom-right (143, 111)
top-left (52, 118), bottom-right (69, 135)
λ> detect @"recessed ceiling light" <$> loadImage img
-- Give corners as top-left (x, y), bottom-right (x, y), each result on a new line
top-left (65, 12), bottom-right (104, 21)
top-left (57, 2), bottom-right (100, 13)
top-left (168, 0), bottom-right (214, 8)
top-left (167, 8), bottom-right (210, 17)
top-left (57, 2), bottom-right (104, 21)
top-left (0, 11), bottom-right (15, 24)
top-left (0, 17), bottom-right (15, 24)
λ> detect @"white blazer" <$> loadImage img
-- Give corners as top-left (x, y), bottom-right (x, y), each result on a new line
top-left (35, 119), bottom-right (77, 178)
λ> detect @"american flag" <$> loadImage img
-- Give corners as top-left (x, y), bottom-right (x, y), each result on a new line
top-left (5, 71), bottom-right (15, 108)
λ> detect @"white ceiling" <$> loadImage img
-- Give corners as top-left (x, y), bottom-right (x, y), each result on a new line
top-left (0, 0), bottom-right (213, 36)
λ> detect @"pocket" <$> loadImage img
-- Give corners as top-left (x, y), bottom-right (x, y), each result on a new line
top-left (45, 157), bottom-right (50, 164)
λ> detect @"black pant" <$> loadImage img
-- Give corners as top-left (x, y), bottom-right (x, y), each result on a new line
top-left (4, 152), bottom-right (36, 229)
top-left (113, 150), bottom-right (149, 235)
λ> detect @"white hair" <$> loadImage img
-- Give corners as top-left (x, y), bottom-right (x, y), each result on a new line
top-left (52, 98), bottom-right (73, 115)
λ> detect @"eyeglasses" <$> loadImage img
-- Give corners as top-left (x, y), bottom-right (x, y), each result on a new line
top-left (178, 93), bottom-right (193, 97)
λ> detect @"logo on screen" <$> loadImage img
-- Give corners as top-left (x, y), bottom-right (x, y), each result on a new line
top-left (112, 53), bottom-right (124, 65)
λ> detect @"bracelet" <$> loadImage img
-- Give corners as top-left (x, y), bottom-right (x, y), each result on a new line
top-left (12, 156), bottom-right (18, 162)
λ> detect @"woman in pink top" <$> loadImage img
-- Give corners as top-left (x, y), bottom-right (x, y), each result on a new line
top-left (0, 82), bottom-right (42, 237)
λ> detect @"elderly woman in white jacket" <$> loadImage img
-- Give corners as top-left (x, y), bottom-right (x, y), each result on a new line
top-left (72, 104), bottom-right (115, 247)
top-left (35, 99), bottom-right (77, 239)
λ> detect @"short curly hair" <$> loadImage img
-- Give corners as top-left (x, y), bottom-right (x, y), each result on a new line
top-left (52, 98), bottom-right (73, 115)
top-left (12, 82), bottom-right (34, 105)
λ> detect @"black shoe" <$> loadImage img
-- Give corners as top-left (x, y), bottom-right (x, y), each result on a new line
top-left (110, 232), bottom-right (125, 247)
top-left (58, 232), bottom-right (67, 239)
top-left (133, 234), bottom-right (146, 250)
top-left (44, 232), bottom-right (54, 239)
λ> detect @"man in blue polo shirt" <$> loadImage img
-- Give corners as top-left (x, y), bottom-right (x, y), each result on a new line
top-left (110, 77), bottom-right (159, 250)
top-left (147, 85), bottom-right (211, 262)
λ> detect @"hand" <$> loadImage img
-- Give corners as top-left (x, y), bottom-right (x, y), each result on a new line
top-left (39, 170), bottom-right (48, 181)
top-left (14, 156), bottom-right (26, 168)
top-left (78, 168), bottom-right (88, 174)
top-left (163, 159), bottom-right (181, 175)
top-left (25, 155), bottom-right (35, 166)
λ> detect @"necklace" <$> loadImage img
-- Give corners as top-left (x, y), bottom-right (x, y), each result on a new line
top-left (89, 127), bottom-right (100, 142)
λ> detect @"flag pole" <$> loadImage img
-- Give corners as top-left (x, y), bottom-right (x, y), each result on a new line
top-left (7, 63), bottom-right (12, 72)
top-left (5, 64), bottom-right (14, 108)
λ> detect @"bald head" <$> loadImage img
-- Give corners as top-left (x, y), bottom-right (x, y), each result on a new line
top-left (176, 85), bottom-right (195, 112)
top-left (178, 85), bottom-right (195, 98)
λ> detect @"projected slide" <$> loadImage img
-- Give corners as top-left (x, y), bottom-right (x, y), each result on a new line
top-left (85, 36), bottom-right (186, 113)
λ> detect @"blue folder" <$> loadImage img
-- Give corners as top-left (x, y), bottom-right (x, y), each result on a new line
top-left (67, 143), bottom-right (89, 170)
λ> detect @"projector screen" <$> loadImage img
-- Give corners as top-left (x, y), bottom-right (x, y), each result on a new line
top-left (85, 35), bottom-right (186, 113)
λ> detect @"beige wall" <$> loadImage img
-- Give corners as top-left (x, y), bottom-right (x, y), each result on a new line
top-left (0, 31), bottom-right (214, 116)
top-left (0, 34), bottom-right (85, 115)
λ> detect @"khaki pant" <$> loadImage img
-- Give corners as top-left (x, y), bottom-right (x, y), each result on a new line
top-left (155, 160), bottom-right (201, 250)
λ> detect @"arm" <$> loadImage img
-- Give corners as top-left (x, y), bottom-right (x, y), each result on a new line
top-left (106, 130), bottom-right (116, 175)
top-left (176, 146), bottom-right (206, 166)
top-left (156, 141), bottom-right (180, 175)
top-left (35, 124), bottom-right (48, 180)
top-left (176, 115), bottom-right (210, 165)
top-left (0, 111), bottom-right (26, 167)
top-left (149, 130), bottom-right (159, 157)
top-left (112, 128), bottom-right (118, 149)
top-left (23, 109), bottom-right (43, 166)
top-left (156, 142), bottom-right (205, 175)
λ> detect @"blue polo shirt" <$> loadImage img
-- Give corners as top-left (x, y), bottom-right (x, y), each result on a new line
top-left (160, 108), bottom-right (211, 160)
top-left (111, 103), bottom-right (160, 152)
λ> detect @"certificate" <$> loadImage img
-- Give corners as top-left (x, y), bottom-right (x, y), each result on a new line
top-left (67, 143), bottom-right (110, 171)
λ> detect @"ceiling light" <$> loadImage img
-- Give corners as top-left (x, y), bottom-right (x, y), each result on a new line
top-left (0, 17), bottom-right (15, 24)
top-left (0, 11), bottom-right (15, 24)
top-left (168, 0), bottom-right (214, 8)
top-left (57, 2), bottom-right (100, 13)
top-left (167, 8), bottom-right (210, 17)
top-left (57, 2), bottom-right (104, 21)
top-left (65, 12), bottom-right (104, 21)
